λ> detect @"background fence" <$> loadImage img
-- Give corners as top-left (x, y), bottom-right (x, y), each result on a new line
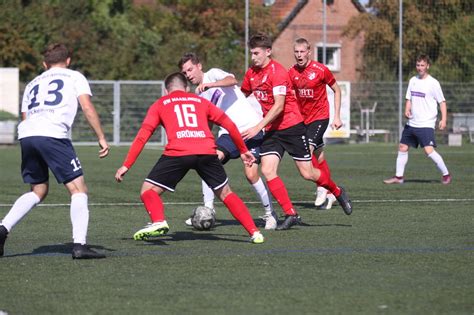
top-left (68, 80), bottom-right (474, 146)
top-left (73, 80), bottom-right (166, 145)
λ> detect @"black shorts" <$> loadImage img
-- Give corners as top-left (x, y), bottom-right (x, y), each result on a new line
top-left (216, 131), bottom-right (263, 164)
top-left (260, 122), bottom-right (312, 161)
top-left (306, 119), bottom-right (329, 150)
top-left (145, 154), bottom-right (228, 192)
top-left (400, 124), bottom-right (437, 148)
top-left (20, 136), bottom-right (83, 184)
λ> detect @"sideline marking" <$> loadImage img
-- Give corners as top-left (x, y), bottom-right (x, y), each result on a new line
top-left (1, 198), bottom-right (473, 207)
top-left (5, 246), bottom-right (474, 258)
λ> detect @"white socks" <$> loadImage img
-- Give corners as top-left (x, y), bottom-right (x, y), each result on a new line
top-left (2, 191), bottom-right (91, 245)
top-left (252, 177), bottom-right (273, 214)
top-left (428, 151), bottom-right (449, 176)
top-left (70, 193), bottom-right (89, 245)
top-left (395, 151), bottom-right (408, 177)
top-left (201, 180), bottom-right (215, 209)
top-left (1, 191), bottom-right (40, 232)
top-left (395, 150), bottom-right (449, 177)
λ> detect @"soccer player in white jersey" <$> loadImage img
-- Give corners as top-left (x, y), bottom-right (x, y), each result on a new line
top-left (384, 54), bottom-right (451, 185)
top-left (179, 53), bottom-right (277, 230)
top-left (0, 43), bottom-right (110, 259)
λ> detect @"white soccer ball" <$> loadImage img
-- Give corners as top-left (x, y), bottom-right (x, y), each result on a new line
top-left (191, 206), bottom-right (216, 231)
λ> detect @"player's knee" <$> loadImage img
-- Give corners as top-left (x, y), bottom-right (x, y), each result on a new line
top-left (260, 162), bottom-right (277, 179)
top-left (140, 184), bottom-right (163, 196)
top-left (244, 168), bottom-right (259, 183)
top-left (31, 183), bottom-right (49, 201)
top-left (398, 143), bottom-right (409, 152)
top-left (299, 169), bottom-right (315, 181)
top-left (215, 184), bottom-right (232, 200)
top-left (424, 146), bottom-right (434, 155)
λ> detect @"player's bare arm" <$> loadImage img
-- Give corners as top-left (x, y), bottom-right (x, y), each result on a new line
top-left (439, 101), bottom-right (447, 130)
top-left (196, 75), bottom-right (238, 93)
top-left (78, 94), bottom-right (110, 158)
top-left (242, 94), bottom-right (285, 141)
top-left (115, 166), bottom-right (129, 182)
top-left (404, 99), bottom-right (412, 118)
top-left (330, 82), bottom-right (342, 130)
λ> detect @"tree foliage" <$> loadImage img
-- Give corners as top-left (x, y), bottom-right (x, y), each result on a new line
top-left (0, 0), bottom-right (276, 82)
top-left (344, 0), bottom-right (474, 81)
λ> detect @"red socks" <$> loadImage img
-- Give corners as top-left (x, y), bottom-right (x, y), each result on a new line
top-left (319, 159), bottom-right (331, 178)
top-left (266, 177), bottom-right (297, 215)
top-left (140, 189), bottom-right (165, 222)
top-left (315, 167), bottom-right (340, 197)
top-left (311, 154), bottom-right (320, 168)
top-left (223, 192), bottom-right (258, 235)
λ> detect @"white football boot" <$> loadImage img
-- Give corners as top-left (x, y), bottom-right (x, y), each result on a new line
top-left (314, 186), bottom-right (328, 207)
top-left (259, 212), bottom-right (278, 230)
top-left (321, 194), bottom-right (337, 210)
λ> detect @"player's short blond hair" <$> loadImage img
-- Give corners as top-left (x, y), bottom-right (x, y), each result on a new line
top-left (294, 38), bottom-right (311, 50)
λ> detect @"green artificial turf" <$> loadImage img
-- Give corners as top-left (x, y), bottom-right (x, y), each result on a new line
top-left (0, 144), bottom-right (472, 314)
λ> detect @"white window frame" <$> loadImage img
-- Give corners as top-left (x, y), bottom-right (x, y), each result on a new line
top-left (315, 42), bottom-right (341, 72)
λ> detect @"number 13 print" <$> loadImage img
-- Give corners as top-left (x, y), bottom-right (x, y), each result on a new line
top-left (28, 79), bottom-right (64, 110)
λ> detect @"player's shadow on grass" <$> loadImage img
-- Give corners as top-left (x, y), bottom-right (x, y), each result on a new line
top-left (138, 230), bottom-right (250, 245)
top-left (5, 243), bottom-right (115, 258)
top-left (403, 179), bottom-right (440, 183)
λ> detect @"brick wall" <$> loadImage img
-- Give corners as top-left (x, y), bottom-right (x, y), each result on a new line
top-left (271, 0), bottom-right (364, 82)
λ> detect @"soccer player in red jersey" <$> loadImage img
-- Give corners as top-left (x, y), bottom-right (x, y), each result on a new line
top-left (115, 72), bottom-right (264, 244)
top-left (241, 33), bottom-right (352, 230)
top-left (288, 37), bottom-right (342, 211)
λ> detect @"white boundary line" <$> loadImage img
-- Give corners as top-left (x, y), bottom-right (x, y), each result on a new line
top-left (0, 198), bottom-right (473, 207)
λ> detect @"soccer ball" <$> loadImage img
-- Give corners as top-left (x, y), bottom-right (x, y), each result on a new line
top-left (191, 206), bottom-right (216, 231)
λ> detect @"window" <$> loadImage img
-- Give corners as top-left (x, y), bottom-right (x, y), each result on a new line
top-left (315, 43), bottom-right (341, 72)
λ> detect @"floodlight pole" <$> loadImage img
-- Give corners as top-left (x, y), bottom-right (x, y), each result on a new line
top-left (322, 0), bottom-right (327, 64)
top-left (398, 0), bottom-right (403, 137)
top-left (245, 0), bottom-right (249, 72)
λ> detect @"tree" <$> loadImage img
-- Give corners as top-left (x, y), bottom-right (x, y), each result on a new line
top-left (343, 0), bottom-right (474, 82)
top-left (0, 0), bottom-right (276, 81)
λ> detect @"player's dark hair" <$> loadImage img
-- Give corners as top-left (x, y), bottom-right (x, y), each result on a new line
top-left (416, 54), bottom-right (431, 65)
top-left (43, 43), bottom-right (70, 66)
top-left (294, 37), bottom-right (311, 50)
top-left (165, 72), bottom-right (188, 90)
top-left (178, 52), bottom-right (200, 69)
top-left (249, 33), bottom-right (272, 49)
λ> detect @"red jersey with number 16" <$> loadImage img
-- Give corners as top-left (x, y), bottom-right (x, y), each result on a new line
top-left (288, 60), bottom-right (336, 124)
top-left (122, 90), bottom-right (247, 169)
top-left (241, 59), bottom-right (303, 131)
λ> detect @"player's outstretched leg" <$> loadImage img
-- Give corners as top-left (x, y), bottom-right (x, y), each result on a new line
top-left (276, 214), bottom-right (302, 230)
top-left (315, 168), bottom-right (353, 215)
top-left (250, 177), bottom-right (277, 230)
top-left (335, 186), bottom-right (352, 215)
top-left (133, 221), bottom-right (170, 241)
top-left (266, 177), bottom-right (302, 230)
top-left (222, 192), bottom-right (264, 244)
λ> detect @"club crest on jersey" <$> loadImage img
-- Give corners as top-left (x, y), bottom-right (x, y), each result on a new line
top-left (308, 72), bottom-right (316, 80)
top-left (255, 90), bottom-right (268, 101)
